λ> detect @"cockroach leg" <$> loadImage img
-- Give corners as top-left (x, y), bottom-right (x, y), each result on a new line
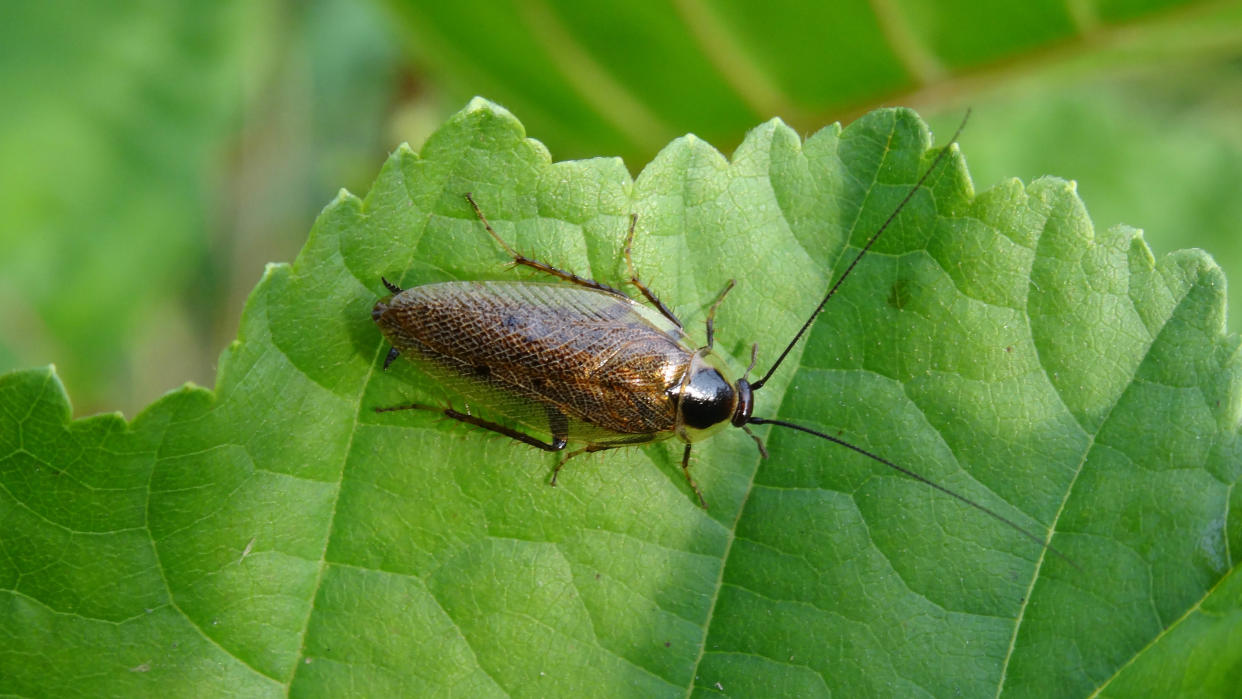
top-left (381, 277), bottom-right (402, 294)
top-left (551, 447), bottom-right (585, 486)
top-left (741, 424), bottom-right (768, 459)
top-left (743, 343), bottom-right (759, 379)
top-left (551, 435), bottom-right (668, 492)
top-left (465, 193), bottom-right (631, 300)
top-left (373, 401), bottom-right (435, 414)
top-left (383, 347), bottom-right (400, 370)
top-left (549, 440), bottom-right (627, 485)
top-left (680, 444), bottom-right (706, 508)
top-left (623, 212), bottom-right (683, 328)
top-left (703, 279), bottom-right (736, 350)
top-left (561, 438), bottom-right (708, 507)
top-left (376, 402), bottom-right (569, 452)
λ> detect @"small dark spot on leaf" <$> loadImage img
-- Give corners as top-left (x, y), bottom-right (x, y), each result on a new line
top-left (888, 278), bottom-right (912, 310)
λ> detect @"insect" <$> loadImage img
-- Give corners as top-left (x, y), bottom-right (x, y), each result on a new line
top-left (372, 112), bottom-right (1065, 559)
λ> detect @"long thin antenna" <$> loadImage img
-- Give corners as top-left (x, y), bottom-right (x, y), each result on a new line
top-left (751, 110), bottom-right (971, 391)
top-left (747, 415), bottom-right (1078, 568)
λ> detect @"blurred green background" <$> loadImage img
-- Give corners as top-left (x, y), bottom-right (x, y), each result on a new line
top-left (3, 0), bottom-right (1241, 417)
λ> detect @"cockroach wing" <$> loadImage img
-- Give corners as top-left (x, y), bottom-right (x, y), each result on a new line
top-left (374, 281), bottom-right (696, 444)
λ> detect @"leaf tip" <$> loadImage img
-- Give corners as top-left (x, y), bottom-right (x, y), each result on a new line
top-left (463, 95), bottom-right (513, 118)
top-left (260, 262), bottom-right (290, 285)
top-left (329, 187), bottom-right (358, 207)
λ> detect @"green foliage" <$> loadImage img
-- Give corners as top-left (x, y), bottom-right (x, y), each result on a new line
top-left (2, 101), bottom-right (1239, 696)
top-left (0, 1), bottom-right (250, 409)
top-left (8, 0), bottom-right (1242, 421)
top-left (389, 0), bottom-right (1242, 336)
top-left (385, 0), bottom-right (1221, 163)
top-left (0, 0), bottom-right (402, 415)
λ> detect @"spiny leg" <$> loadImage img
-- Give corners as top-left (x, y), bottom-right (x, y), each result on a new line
top-left (551, 446), bottom-right (588, 486)
top-left (703, 279), bottom-right (736, 350)
top-left (551, 443), bottom-right (609, 486)
top-left (550, 433), bottom-right (654, 485)
top-left (743, 342), bottom-right (759, 378)
top-left (679, 444), bottom-right (707, 509)
top-left (382, 347), bottom-right (400, 370)
top-left (465, 193), bottom-right (630, 299)
top-left (549, 438), bottom-right (706, 508)
top-left (623, 212), bottom-right (682, 327)
top-left (375, 402), bottom-right (568, 452)
top-left (741, 424), bottom-right (768, 459)
top-left (737, 342), bottom-right (768, 458)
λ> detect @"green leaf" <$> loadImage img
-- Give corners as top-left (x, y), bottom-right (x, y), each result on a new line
top-left (0, 1), bottom-right (251, 408)
top-left (2, 100), bottom-right (1239, 696)
top-left (383, 0), bottom-right (1223, 163)
top-left (0, 0), bottom-right (404, 416)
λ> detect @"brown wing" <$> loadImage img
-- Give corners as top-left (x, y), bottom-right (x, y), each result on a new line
top-left (374, 281), bottom-right (692, 441)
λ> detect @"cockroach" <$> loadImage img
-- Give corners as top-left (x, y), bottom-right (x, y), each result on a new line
top-left (371, 113), bottom-right (1067, 560)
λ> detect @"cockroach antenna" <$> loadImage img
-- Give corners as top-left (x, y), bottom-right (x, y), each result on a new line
top-left (751, 109), bottom-right (971, 392)
top-left (739, 109), bottom-right (1078, 568)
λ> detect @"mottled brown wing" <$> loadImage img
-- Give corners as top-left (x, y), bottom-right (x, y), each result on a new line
top-left (375, 281), bottom-right (693, 443)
